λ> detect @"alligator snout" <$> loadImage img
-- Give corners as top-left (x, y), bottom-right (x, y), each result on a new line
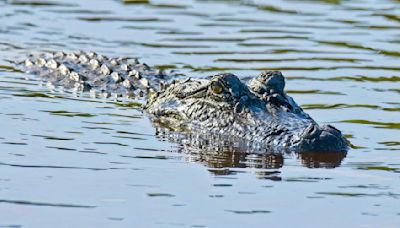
top-left (298, 124), bottom-right (348, 152)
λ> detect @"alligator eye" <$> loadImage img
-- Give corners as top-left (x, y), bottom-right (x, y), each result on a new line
top-left (211, 81), bottom-right (224, 94)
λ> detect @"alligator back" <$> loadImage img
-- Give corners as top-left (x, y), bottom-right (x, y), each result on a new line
top-left (21, 51), bottom-right (173, 99)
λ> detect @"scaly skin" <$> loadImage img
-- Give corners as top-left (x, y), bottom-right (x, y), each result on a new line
top-left (21, 51), bottom-right (348, 153)
top-left (146, 73), bottom-right (348, 152)
top-left (22, 51), bottom-right (173, 99)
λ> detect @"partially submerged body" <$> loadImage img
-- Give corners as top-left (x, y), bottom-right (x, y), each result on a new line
top-left (22, 51), bottom-right (172, 99)
top-left (146, 72), bottom-right (348, 153)
top-left (20, 51), bottom-right (348, 153)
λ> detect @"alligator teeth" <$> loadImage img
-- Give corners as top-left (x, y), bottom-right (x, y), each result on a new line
top-left (100, 64), bottom-right (110, 75)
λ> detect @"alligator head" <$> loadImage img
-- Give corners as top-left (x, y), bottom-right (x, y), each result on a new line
top-left (146, 71), bottom-right (348, 153)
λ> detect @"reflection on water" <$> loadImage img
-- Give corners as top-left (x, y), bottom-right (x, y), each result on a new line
top-left (298, 152), bottom-right (347, 168)
top-left (160, 131), bottom-right (346, 170)
top-left (182, 147), bottom-right (285, 170)
top-left (0, 0), bottom-right (400, 227)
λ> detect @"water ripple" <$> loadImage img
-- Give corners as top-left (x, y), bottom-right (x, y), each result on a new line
top-left (0, 199), bottom-right (95, 208)
top-left (1, 0), bottom-right (400, 226)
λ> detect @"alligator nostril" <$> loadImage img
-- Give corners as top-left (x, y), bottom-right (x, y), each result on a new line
top-left (303, 124), bottom-right (322, 140)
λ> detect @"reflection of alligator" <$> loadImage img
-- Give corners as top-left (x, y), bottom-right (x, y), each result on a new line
top-left (21, 51), bottom-right (348, 155)
top-left (178, 148), bottom-right (346, 173)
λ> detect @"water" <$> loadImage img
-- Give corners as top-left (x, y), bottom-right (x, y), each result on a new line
top-left (0, 0), bottom-right (399, 227)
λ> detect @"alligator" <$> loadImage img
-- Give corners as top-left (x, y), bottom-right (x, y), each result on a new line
top-left (20, 51), bottom-right (348, 153)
